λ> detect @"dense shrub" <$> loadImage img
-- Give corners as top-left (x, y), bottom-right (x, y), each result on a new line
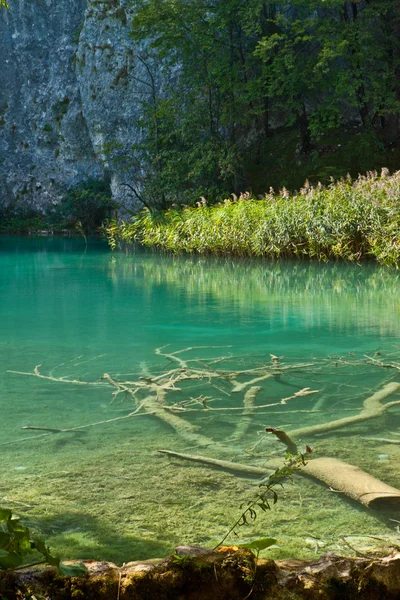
top-left (0, 205), bottom-right (47, 234)
top-left (50, 179), bottom-right (115, 234)
top-left (0, 180), bottom-right (115, 235)
top-left (105, 169), bottom-right (400, 267)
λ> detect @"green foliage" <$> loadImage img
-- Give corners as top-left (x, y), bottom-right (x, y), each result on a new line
top-left (0, 180), bottom-right (114, 235)
top-left (105, 169), bottom-right (400, 267)
top-left (238, 538), bottom-right (278, 591)
top-left (239, 538), bottom-right (277, 553)
top-left (0, 205), bottom-right (47, 234)
top-left (217, 452), bottom-right (307, 548)
top-left (122, 0), bottom-right (273, 205)
top-left (0, 508), bottom-right (87, 575)
top-left (249, 125), bottom-right (400, 193)
top-left (50, 180), bottom-right (116, 234)
top-left (171, 553), bottom-right (196, 567)
top-left (120, 0), bottom-right (400, 207)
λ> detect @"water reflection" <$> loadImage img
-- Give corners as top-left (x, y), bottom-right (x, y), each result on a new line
top-left (107, 251), bottom-right (400, 337)
top-left (1, 238), bottom-right (400, 563)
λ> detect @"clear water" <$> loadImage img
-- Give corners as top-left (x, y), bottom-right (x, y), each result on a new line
top-left (1, 236), bottom-right (400, 564)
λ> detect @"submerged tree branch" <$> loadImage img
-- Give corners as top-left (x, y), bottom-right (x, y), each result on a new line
top-left (7, 346), bottom-right (400, 516)
top-left (288, 382), bottom-right (400, 439)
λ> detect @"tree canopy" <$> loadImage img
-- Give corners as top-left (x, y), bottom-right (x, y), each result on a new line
top-left (122, 0), bottom-right (400, 206)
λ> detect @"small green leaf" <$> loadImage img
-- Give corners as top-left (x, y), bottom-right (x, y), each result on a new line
top-left (58, 562), bottom-right (88, 577)
top-left (7, 517), bottom-right (22, 533)
top-left (17, 536), bottom-right (33, 556)
top-left (0, 532), bottom-right (10, 549)
top-left (42, 551), bottom-right (60, 567)
top-left (0, 551), bottom-right (23, 569)
top-left (0, 510), bottom-right (11, 523)
top-left (240, 538), bottom-right (277, 552)
top-left (13, 527), bottom-right (30, 541)
top-left (31, 537), bottom-right (47, 554)
top-left (48, 555), bottom-right (61, 567)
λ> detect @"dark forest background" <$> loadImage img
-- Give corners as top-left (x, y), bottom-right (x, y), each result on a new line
top-left (120, 0), bottom-right (400, 207)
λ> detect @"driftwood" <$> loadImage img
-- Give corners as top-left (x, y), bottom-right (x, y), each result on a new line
top-left (298, 457), bottom-right (400, 509)
top-left (10, 352), bottom-right (399, 445)
top-left (265, 427), bottom-right (299, 454)
top-left (158, 450), bottom-right (268, 477)
top-left (21, 426), bottom-right (63, 433)
top-left (361, 437), bottom-right (400, 444)
top-left (141, 395), bottom-right (216, 448)
top-left (6, 349), bottom-right (321, 456)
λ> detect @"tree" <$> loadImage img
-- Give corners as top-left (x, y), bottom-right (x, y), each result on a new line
top-left (129, 0), bottom-right (274, 203)
top-left (125, 0), bottom-right (400, 206)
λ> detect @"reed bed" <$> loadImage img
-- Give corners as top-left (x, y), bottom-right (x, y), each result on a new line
top-left (105, 170), bottom-right (400, 266)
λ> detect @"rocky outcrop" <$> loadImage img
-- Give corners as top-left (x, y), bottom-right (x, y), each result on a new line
top-left (0, 0), bottom-right (152, 211)
top-left (75, 0), bottom-right (161, 211)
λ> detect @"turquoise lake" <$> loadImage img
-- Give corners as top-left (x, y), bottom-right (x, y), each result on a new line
top-left (1, 236), bottom-right (400, 563)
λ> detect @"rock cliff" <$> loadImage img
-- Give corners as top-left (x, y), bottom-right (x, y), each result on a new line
top-left (0, 0), bottom-right (148, 210)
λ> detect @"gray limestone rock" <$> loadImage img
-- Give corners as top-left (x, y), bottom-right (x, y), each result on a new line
top-left (0, 0), bottom-right (156, 212)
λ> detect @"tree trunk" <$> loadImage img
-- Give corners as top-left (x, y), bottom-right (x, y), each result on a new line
top-left (297, 103), bottom-right (312, 154)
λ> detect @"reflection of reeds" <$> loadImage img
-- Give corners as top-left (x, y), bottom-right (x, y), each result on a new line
top-left (108, 255), bottom-right (400, 335)
top-left (106, 170), bottom-right (400, 266)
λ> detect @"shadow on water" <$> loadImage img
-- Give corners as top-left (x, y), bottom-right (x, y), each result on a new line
top-left (0, 235), bottom-right (109, 254)
top-left (32, 511), bottom-right (171, 564)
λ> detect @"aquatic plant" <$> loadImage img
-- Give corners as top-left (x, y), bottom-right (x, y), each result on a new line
top-left (105, 169), bottom-right (400, 266)
top-left (219, 451), bottom-right (308, 548)
top-left (0, 508), bottom-right (87, 575)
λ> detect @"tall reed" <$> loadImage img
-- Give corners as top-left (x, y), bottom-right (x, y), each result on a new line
top-left (105, 170), bottom-right (400, 266)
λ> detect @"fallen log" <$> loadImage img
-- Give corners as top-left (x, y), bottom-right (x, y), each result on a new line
top-left (300, 457), bottom-right (400, 509)
top-left (157, 450), bottom-right (268, 477)
top-left (288, 381), bottom-right (400, 439)
top-left (158, 450), bottom-right (400, 509)
top-left (229, 386), bottom-right (262, 440)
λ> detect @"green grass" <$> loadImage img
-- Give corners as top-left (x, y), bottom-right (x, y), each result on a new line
top-left (105, 169), bottom-right (400, 267)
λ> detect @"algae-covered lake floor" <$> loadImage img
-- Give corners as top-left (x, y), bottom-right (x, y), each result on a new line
top-left (2, 237), bottom-right (400, 566)
top-left (2, 426), bottom-right (400, 564)
top-left (2, 350), bottom-right (400, 565)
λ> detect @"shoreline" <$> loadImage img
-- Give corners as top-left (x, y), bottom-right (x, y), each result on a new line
top-left (2, 547), bottom-right (400, 599)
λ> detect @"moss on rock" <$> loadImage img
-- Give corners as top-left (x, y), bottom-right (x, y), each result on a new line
top-left (2, 549), bottom-right (400, 599)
